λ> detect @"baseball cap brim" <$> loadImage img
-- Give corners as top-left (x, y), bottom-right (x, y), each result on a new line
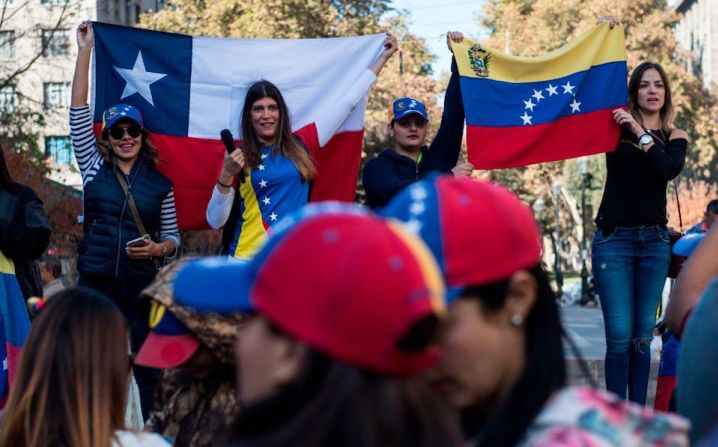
top-left (173, 256), bottom-right (256, 313)
top-left (393, 109), bottom-right (429, 122)
top-left (673, 233), bottom-right (705, 257)
top-left (135, 332), bottom-right (200, 369)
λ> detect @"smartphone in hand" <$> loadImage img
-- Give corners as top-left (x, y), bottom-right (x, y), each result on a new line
top-left (126, 234), bottom-right (151, 247)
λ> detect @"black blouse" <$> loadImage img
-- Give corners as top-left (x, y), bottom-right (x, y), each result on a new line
top-left (595, 128), bottom-right (687, 234)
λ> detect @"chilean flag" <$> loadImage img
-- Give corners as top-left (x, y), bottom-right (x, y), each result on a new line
top-left (91, 22), bottom-right (385, 230)
top-left (451, 23), bottom-right (628, 169)
top-left (0, 251), bottom-right (31, 409)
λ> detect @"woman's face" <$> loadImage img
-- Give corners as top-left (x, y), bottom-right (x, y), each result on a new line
top-left (235, 316), bottom-right (300, 405)
top-left (392, 115), bottom-right (428, 152)
top-left (430, 298), bottom-right (525, 410)
top-left (108, 119), bottom-right (142, 162)
top-left (250, 96), bottom-right (280, 145)
top-left (636, 68), bottom-right (665, 116)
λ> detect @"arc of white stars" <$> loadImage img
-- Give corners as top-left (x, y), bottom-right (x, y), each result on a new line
top-left (113, 51), bottom-right (167, 106)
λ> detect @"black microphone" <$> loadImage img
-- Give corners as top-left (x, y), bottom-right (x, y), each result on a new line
top-left (220, 129), bottom-right (245, 184)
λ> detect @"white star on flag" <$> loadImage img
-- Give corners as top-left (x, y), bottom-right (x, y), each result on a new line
top-left (269, 212), bottom-right (278, 221)
top-left (2, 357), bottom-right (7, 371)
top-left (258, 164), bottom-right (266, 171)
top-left (410, 201), bottom-right (426, 215)
top-left (520, 112), bottom-right (533, 125)
top-left (263, 196), bottom-right (271, 205)
top-left (532, 89), bottom-right (544, 102)
top-left (410, 185), bottom-right (428, 201)
top-left (113, 51), bottom-right (167, 107)
top-left (261, 153), bottom-right (268, 159)
top-left (562, 81), bottom-right (575, 95)
top-left (570, 99), bottom-right (581, 113)
top-left (546, 84), bottom-right (558, 96)
top-left (259, 179), bottom-right (268, 188)
top-left (523, 99), bottom-right (536, 112)
top-left (404, 219), bottom-right (423, 235)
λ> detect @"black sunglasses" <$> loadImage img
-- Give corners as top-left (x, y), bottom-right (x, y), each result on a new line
top-left (109, 125), bottom-right (143, 139)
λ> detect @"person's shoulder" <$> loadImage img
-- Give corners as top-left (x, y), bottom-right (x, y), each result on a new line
top-left (364, 149), bottom-right (395, 167)
top-left (669, 128), bottom-right (689, 141)
top-left (4, 182), bottom-right (40, 202)
top-left (113, 430), bottom-right (171, 447)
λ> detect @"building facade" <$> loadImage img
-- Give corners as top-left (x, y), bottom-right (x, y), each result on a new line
top-left (0, 0), bottom-right (165, 188)
top-left (672, 0), bottom-right (718, 89)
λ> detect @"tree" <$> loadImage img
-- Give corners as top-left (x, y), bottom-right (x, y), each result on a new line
top-left (478, 0), bottom-right (718, 259)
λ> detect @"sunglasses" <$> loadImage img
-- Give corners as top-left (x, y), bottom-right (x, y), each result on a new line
top-left (108, 125), bottom-right (143, 139)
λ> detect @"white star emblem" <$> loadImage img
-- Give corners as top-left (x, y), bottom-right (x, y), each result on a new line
top-left (120, 111), bottom-right (127, 116)
top-left (523, 99), bottom-right (536, 112)
top-left (261, 153), bottom-right (268, 159)
top-left (570, 99), bottom-right (581, 113)
top-left (404, 219), bottom-right (423, 234)
top-left (410, 186), bottom-right (428, 201)
top-left (410, 201), bottom-right (426, 215)
top-left (409, 100), bottom-right (417, 108)
top-left (269, 212), bottom-right (278, 221)
top-left (562, 81), bottom-right (575, 95)
top-left (546, 84), bottom-right (558, 96)
top-left (2, 357), bottom-right (6, 371)
top-left (531, 89), bottom-right (544, 102)
top-left (263, 196), bottom-right (271, 205)
top-left (258, 164), bottom-right (266, 171)
top-left (520, 112), bottom-right (533, 125)
top-left (259, 179), bottom-right (268, 188)
top-left (113, 51), bottom-right (167, 107)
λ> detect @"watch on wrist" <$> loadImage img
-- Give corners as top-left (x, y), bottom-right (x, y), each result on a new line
top-left (638, 133), bottom-right (654, 148)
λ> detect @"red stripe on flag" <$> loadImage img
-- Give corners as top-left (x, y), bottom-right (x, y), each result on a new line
top-left (93, 125), bottom-right (364, 230)
top-left (6, 343), bottom-right (22, 388)
top-left (466, 109), bottom-right (619, 169)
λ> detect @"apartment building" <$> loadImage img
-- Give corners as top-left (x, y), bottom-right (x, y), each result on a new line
top-left (672, 0), bottom-right (718, 89)
top-left (0, 0), bottom-right (165, 187)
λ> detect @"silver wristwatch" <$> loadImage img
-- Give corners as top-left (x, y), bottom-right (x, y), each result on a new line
top-left (638, 133), bottom-right (654, 148)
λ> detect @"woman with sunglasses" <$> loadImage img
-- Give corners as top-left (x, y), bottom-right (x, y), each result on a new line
top-left (69, 21), bottom-right (180, 418)
top-left (0, 287), bottom-right (170, 447)
top-left (362, 31), bottom-right (472, 209)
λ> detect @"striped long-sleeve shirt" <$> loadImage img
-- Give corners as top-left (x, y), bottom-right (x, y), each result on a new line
top-left (70, 105), bottom-right (180, 252)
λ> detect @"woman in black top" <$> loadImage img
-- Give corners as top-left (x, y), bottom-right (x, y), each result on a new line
top-left (592, 61), bottom-right (688, 405)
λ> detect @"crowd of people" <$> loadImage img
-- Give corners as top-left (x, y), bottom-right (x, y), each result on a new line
top-left (0, 18), bottom-right (717, 447)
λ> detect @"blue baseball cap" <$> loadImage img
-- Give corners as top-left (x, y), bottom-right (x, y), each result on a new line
top-left (102, 103), bottom-right (144, 130)
top-left (389, 97), bottom-right (428, 122)
top-left (173, 202), bottom-right (446, 375)
top-left (673, 233), bottom-right (705, 257)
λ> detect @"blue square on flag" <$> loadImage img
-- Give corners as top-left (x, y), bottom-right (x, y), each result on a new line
top-left (93, 22), bottom-right (192, 137)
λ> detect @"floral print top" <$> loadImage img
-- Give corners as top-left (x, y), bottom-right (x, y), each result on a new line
top-left (517, 387), bottom-right (689, 447)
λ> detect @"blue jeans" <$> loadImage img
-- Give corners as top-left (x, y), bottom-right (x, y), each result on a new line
top-left (592, 226), bottom-right (670, 405)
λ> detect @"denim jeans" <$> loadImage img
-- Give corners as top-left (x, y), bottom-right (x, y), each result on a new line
top-left (591, 226), bottom-right (670, 405)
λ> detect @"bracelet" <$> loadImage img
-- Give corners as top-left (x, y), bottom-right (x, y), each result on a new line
top-left (217, 179), bottom-right (232, 188)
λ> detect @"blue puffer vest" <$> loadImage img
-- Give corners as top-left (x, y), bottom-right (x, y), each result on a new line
top-left (77, 157), bottom-right (172, 279)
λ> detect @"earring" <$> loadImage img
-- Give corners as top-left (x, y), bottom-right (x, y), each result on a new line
top-left (510, 314), bottom-right (524, 326)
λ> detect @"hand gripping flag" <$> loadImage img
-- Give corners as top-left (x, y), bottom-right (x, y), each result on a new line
top-left (91, 23), bottom-right (386, 229)
top-left (451, 23), bottom-right (628, 169)
top-left (0, 251), bottom-right (31, 409)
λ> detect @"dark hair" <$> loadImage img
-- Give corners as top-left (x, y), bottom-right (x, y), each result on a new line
top-left (706, 199), bottom-right (718, 214)
top-left (240, 80), bottom-right (316, 181)
top-left (228, 317), bottom-right (460, 447)
top-left (98, 120), bottom-right (161, 166)
top-left (458, 265), bottom-right (569, 447)
top-left (0, 148), bottom-right (13, 187)
top-left (628, 61), bottom-right (674, 130)
top-left (41, 254), bottom-right (63, 279)
top-left (0, 287), bottom-right (129, 447)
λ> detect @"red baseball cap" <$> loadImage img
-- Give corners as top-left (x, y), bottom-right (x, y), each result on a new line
top-left (381, 176), bottom-right (542, 301)
top-left (135, 302), bottom-right (200, 369)
top-left (174, 203), bottom-right (446, 376)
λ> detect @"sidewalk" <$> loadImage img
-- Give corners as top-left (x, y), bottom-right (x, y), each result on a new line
top-left (560, 305), bottom-right (661, 407)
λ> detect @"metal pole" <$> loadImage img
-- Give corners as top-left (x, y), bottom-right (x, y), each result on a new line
top-left (552, 180), bottom-right (563, 299)
top-left (580, 171), bottom-right (589, 304)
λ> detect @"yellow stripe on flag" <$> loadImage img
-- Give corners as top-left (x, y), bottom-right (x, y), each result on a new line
top-left (452, 22), bottom-right (626, 83)
top-left (234, 173), bottom-right (268, 260)
top-left (0, 251), bottom-right (15, 276)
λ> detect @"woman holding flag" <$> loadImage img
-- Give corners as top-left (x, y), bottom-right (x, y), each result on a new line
top-left (70, 21), bottom-right (180, 417)
top-left (206, 34), bottom-right (398, 260)
top-left (592, 61), bottom-right (688, 405)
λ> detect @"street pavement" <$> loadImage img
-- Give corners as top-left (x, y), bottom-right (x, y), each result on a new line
top-left (560, 303), bottom-right (661, 407)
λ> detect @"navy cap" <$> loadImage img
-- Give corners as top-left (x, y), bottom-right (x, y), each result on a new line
top-left (389, 97), bottom-right (428, 122)
top-left (102, 104), bottom-right (144, 130)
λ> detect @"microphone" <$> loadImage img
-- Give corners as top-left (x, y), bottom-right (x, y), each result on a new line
top-left (220, 129), bottom-right (245, 184)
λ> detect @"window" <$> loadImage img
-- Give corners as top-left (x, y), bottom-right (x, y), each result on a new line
top-left (0, 31), bottom-right (14, 60)
top-left (42, 29), bottom-right (69, 57)
top-left (40, 0), bottom-right (69, 5)
top-left (45, 136), bottom-right (73, 165)
top-left (44, 82), bottom-right (70, 109)
top-left (0, 85), bottom-right (17, 112)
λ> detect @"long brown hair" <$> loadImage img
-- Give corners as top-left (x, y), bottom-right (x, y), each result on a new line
top-left (627, 61), bottom-right (674, 131)
top-left (98, 125), bottom-right (161, 166)
top-left (240, 80), bottom-right (316, 181)
top-left (0, 288), bottom-right (130, 447)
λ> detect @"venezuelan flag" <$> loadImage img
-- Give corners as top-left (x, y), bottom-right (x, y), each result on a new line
top-left (0, 250), bottom-right (31, 408)
top-left (452, 23), bottom-right (627, 169)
